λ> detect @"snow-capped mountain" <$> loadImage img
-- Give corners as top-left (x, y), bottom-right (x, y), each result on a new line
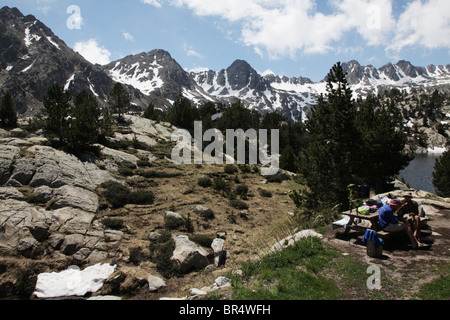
top-left (103, 50), bottom-right (217, 110)
top-left (0, 6), bottom-right (146, 115)
top-left (189, 59), bottom-right (450, 120)
top-left (1, 6), bottom-right (449, 121)
top-left (340, 60), bottom-right (450, 99)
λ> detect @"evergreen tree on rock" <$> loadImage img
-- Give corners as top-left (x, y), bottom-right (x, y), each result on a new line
top-left (42, 83), bottom-right (72, 143)
top-left (108, 83), bottom-right (130, 122)
top-left (301, 62), bottom-right (360, 209)
top-left (0, 91), bottom-right (18, 129)
top-left (433, 150), bottom-right (450, 197)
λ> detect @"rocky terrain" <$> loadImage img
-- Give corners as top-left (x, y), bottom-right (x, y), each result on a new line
top-left (0, 114), bottom-right (449, 301)
top-left (0, 115), bottom-right (302, 299)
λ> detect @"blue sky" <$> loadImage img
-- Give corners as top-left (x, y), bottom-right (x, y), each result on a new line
top-left (2, 0), bottom-right (449, 81)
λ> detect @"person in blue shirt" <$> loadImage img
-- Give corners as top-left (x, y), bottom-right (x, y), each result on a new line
top-left (378, 199), bottom-right (428, 249)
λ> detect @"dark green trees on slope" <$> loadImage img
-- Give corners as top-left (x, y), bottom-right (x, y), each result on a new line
top-left (0, 91), bottom-right (18, 129)
top-left (433, 151), bottom-right (450, 197)
top-left (300, 63), bottom-right (410, 210)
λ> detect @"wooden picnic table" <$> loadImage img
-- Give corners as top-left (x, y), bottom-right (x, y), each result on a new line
top-left (339, 209), bottom-right (431, 239)
top-left (341, 209), bottom-right (384, 234)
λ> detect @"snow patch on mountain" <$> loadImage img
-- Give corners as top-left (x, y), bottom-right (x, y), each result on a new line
top-left (24, 21), bottom-right (40, 47)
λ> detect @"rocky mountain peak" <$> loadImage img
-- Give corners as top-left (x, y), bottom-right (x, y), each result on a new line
top-left (225, 59), bottom-right (269, 92)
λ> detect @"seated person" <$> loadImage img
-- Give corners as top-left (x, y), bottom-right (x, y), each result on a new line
top-left (378, 199), bottom-right (427, 249)
top-left (397, 192), bottom-right (423, 241)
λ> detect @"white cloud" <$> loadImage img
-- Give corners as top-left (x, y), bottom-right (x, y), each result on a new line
top-left (141, 0), bottom-right (162, 7)
top-left (183, 42), bottom-right (204, 58)
top-left (387, 0), bottom-right (450, 54)
top-left (73, 39), bottom-right (111, 65)
top-left (123, 32), bottom-right (134, 42)
top-left (143, 0), bottom-right (449, 59)
top-left (36, 0), bottom-right (55, 14)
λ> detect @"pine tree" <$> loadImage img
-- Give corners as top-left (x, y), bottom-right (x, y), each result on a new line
top-left (66, 91), bottom-right (102, 152)
top-left (433, 151), bottom-right (450, 197)
top-left (300, 62), bottom-right (359, 208)
top-left (280, 144), bottom-right (297, 172)
top-left (108, 83), bottom-right (130, 122)
top-left (0, 91), bottom-right (18, 129)
top-left (143, 102), bottom-right (160, 121)
top-left (216, 100), bottom-right (259, 132)
top-left (166, 94), bottom-right (199, 132)
top-left (42, 84), bottom-right (72, 143)
top-left (354, 95), bottom-right (410, 193)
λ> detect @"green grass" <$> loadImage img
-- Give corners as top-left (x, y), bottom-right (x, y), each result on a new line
top-left (229, 236), bottom-right (396, 300)
top-left (415, 263), bottom-right (450, 300)
top-left (231, 237), bottom-right (343, 300)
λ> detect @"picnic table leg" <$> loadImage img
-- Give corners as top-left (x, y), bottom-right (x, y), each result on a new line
top-left (344, 216), bottom-right (355, 234)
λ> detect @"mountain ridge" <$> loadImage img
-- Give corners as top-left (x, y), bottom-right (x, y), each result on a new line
top-left (1, 6), bottom-right (449, 121)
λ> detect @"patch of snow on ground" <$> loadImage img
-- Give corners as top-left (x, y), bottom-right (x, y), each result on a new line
top-left (34, 264), bottom-right (116, 299)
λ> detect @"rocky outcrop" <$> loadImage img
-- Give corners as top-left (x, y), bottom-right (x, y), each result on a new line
top-left (170, 235), bottom-right (210, 274)
top-left (0, 199), bottom-right (123, 262)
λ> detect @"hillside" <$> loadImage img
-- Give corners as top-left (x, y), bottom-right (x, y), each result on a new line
top-left (0, 115), bottom-right (449, 301)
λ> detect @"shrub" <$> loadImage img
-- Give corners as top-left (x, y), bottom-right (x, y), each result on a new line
top-left (185, 213), bottom-right (194, 233)
top-left (128, 190), bottom-right (155, 205)
top-left (121, 161), bottom-right (137, 169)
top-left (224, 165), bottom-right (238, 175)
top-left (164, 214), bottom-right (185, 230)
top-left (26, 193), bottom-right (47, 205)
top-left (137, 159), bottom-right (152, 168)
top-left (190, 234), bottom-right (215, 248)
top-left (200, 208), bottom-right (215, 220)
top-left (259, 189), bottom-right (273, 198)
top-left (230, 199), bottom-right (249, 210)
top-left (118, 165), bottom-right (134, 177)
top-left (101, 181), bottom-right (131, 208)
top-left (139, 170), bottom-right (182, 178)
top-left (101, 180), bottom-right (154, 208)
top-left (155, 237), bottom-right (176, 278)
top-left (102, 218), bottom-right (124, 230)
top-left (198, 177), bottom-right (212, 188)
top-left (213, 177), bottom-right (230, 192)
top-left (239, 164), bottom-right (252, 174)
top-left (129, 246), bottom-right (146, 266)
top-left (235, 185), bottom-right (249, 197)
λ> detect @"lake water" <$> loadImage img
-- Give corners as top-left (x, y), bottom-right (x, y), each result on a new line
top-left (398, 153), bottom-right (443, 195)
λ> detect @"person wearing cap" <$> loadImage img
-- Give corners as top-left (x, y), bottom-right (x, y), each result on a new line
top-left (378, 199), bottom-right (427, 249)
top-left (398, 192), bottom-right (423, 241)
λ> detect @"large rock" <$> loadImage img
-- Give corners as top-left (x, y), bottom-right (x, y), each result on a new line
top-left (0, 199), bottom-right (123, 261)
top-left (270, 229), bottom-right (323, 253)
top-left (49, 207), bottom-right (95, 235)
top-left (96, 145), bottom-right (140, 166)
top-left (0, 187), bottom-right (25, 200)
top-left (25, 145), bottom-right (116, 191)
top-left (211, 238), bottom-right (226, 267)
top-left (0, 145), bottom-right (21, 185)
top-left (7, 158), bottom-right (35, 186)
top-left (52, 185), bottom-right (99, 213)
top-left (0, 200), bottom-right (52, 254)
top-left (171, 235), bottom-right (210, 274)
